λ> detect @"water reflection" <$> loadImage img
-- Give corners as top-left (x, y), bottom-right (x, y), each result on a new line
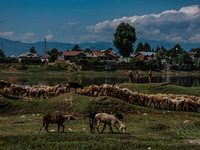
top-left (0, 75), bottom-right (200, 87)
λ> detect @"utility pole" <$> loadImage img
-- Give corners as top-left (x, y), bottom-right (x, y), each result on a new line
top-left (44, 38), bottom-right (47, 64)
top-left (1, 41), bottom-right (2, 50)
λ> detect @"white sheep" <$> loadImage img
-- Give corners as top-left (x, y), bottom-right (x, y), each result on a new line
top-left (92, 113), bottom-right (126, 134)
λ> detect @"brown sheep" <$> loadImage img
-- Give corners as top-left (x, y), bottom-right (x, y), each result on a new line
top-left (88, 85), bottom-right (101, 96)
top-left (182, 99), bottom-right (200, 112)
top-left (169, 98), bottom-right (185, 111)
top-left (3, 87), bottom-right (11, 95)
top-left (55, 87), bottom-right (66, 96)
top-left (9, 84), bottom-right (23, 96)
top-left (0, 80), bottom-right (11, 90)
top-left (38, 114), bottom-right (73, 133)
top-left (92, 113), bottom-right (126, 134)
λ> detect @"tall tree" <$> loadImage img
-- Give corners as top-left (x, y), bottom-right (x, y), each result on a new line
top-left (47, 48), bottom-right (61, 62)
top-left (113, 22), bottom-right (137, 57)
top-left (143, 42), bottom-right (151, 52)
top-left (30, 46), bottom-right (36, 53)
top-left (169, 44), bottom-right (184, 58)
top-left (84, 47), bottom-right (91, 53)
top-left (135, 42), bottom-right (143, 54)
top-left (156, 46), bottom-right (161, 53)
top-left (72, 44), bottom-right (81, 51)
top-left (0, 49), bottom-right (5, 57)
top-left (179, 51), bottom-right (193, 65)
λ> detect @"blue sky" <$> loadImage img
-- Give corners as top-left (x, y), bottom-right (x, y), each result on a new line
top-left (0, 0), bottom-right (200, 43)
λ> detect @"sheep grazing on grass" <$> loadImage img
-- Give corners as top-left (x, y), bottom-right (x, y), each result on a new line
top-left (38, 114), bottom-right (73, 133)
top-left (92, 113), bottom-right (126, 134)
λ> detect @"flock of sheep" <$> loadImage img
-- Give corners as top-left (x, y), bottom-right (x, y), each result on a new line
top-left (77, 84), bottom-right (200, 112)
top-left (0, 80), bottom-right (82, 99)
top-left (1, 80), bottom-right (200, 134)
top-left (1, 80), bottom-right (200, 113)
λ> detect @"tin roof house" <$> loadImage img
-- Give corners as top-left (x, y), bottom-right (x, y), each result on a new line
top-left (18, 52), bottom-right (41, 64)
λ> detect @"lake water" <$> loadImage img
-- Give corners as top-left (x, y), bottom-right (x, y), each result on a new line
top-left (1, 74), bottom-right (200, 87)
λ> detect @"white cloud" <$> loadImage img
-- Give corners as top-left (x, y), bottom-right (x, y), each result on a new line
top-left (0, 32), bottom-right (14, 37)
top-left (61, 22), bottom-right (79, 29)
top-left (0, 32), bottom-right (35, 43)
top-left (45, 34), bottom-right (53, 40)
top-left (86, 5), bottom-right (200, 43)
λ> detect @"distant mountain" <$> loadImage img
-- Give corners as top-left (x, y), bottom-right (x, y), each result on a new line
top-left (0, 37), bottom-right (199, 57)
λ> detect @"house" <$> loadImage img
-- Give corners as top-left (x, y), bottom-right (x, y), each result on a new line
top-left (134, 52), bottom-right (156, 62)
top-left (188, 50), bottom-right (200, 59)
top-left (116, 57), bottom-right (131, 63)
top-left (90, 50), bottom-right (117, 62)
top-left (41, 54), bottom-right (50, 64)
top-left (62, 51), bottom-right (86, 60)
top-left (18, 52), bottom-right (41, 64)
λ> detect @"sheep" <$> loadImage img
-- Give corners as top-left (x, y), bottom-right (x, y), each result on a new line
top-left (3, 87), bottom-right (11, 95)
top-left (9, 84), bottom-right (23, 96)
top-left (88, 85), bottom-right (101, 96)
top-left (66, 83), bottom-right (70, 92)
top-left (67, 82), bottom-right (83, 92)
top-left (92, 113), bottom-right (126, 134)
top-left (55, 87), bottom-right (66, 96)
top-left (182, 99), bottom-right (200, 112)
top-left (38, 114), bottom-right (73, 133)
top-left (0, 80), bottom-right (11, 90)
top-left (168, 98), bottom-right (186, 111)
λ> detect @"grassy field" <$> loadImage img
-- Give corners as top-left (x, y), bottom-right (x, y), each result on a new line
top-left (0, 83), bottom-right (200, 150)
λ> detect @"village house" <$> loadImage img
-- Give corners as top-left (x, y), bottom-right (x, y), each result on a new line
top-left (62, 51), bottom-right (87, 60)
top-left (188, 50), bottom-right (200, 60)
top-left (18, 52), bottom-right (41, 64)
top-left (90, 50), bottom-right (117, 62)
top-left (40, 54), bottom-right (50, 64)
top-left (134, 52), bottom-right (156, 62)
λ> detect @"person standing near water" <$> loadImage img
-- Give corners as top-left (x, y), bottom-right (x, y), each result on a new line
top-left (135, 71), bottom-right (139, 83)
top-left (128, 70), bottom-right (133, 83)
top-left (148, 68), bottom-right (152, 83)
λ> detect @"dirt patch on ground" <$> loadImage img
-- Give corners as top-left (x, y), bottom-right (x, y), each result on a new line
top-left (183, 139), bottom-right (200, 145)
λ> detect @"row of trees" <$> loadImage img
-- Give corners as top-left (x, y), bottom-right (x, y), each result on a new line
top-left (0, 49), bottom-right (18, 63)
top-left (113, 22), bottom-right (194, 67)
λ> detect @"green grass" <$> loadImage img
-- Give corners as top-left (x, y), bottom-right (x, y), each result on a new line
top-left (0, 83), bottom-right (200, 149)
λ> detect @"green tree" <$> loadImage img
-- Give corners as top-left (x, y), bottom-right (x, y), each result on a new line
top-left (113, 22), bottom-right (137, 57)
top-left (0, 49), bottom-right (5, 57)
top-left (156, 46), bottom-right (161, 53)
top-left (168, 44), bottom-right (184, 59)
top-left (179, 51), bottom-right (193, 65)
top-left (30, 46), bottom-right (36, 53)
top-left (135, 42), bottom-right (143, 54)
top-left (72, 44), bottom-right (81, 51)
top-left (84, 47), bottom-right (91, 53)
top-left (47, 48), bottom-right (61, 62)
top-left (143, 42), bottom-right (151, 52)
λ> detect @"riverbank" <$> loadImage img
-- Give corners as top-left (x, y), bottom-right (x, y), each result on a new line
top-left (0, 83), bottom-right (200, 149)
top-left (1, 63), bottom-right (200, 77)
top-left (1, 68), bottom-right (200, 77)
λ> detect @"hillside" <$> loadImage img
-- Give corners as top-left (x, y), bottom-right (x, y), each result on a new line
top-left (0, 83), bottom-right (200, 149)
top-left (0, 37), bottom-right (200, 57)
